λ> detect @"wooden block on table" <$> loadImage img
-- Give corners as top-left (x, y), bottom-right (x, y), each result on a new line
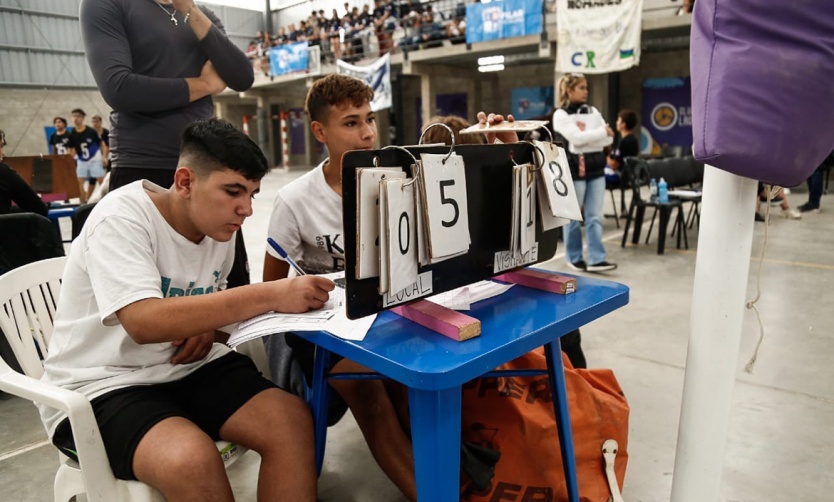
top-left (391, 300), bottom-right (481, 341)
top-left (494, 268), bottom-right (577, 295)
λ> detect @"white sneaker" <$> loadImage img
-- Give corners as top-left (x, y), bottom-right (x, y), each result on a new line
top-left (782, 208), bottom-right (801, 220)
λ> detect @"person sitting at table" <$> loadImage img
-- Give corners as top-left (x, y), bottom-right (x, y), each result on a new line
top-left (0, 129), bottom-right (48, 217)
top-left (262, 73), bottom-right (522, 501)
top-left (37, 118), bottom-right (330, 501)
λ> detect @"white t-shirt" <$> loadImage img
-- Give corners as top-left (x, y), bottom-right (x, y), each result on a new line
top-left (266, 161), bottom-right (345, 275)
top-left (38, 180), bottom-right (234, 437)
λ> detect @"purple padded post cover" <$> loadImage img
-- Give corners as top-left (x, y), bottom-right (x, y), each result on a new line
top-left (690, 0), bottom-right (834, 186)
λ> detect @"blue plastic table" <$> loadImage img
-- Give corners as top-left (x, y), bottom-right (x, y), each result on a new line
top-left (303, 272), bottom-right (629, 501)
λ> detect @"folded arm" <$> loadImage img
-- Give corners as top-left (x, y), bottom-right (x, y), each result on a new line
top-left (552, 109), bottom-right (610, 149)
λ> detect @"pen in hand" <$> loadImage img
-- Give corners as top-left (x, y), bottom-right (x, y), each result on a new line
top-left (267, 237), bottom-right (306, 277)
top-left (267, 237), bottom-right (345, 289)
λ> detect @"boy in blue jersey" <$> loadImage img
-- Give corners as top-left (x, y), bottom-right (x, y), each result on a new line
top-left (69, 108), bottom-right (109, 203)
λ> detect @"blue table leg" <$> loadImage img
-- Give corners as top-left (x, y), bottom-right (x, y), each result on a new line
top-left (544, 339), bottom-right (579, 502)
top-left (408, 387), bottom-right (462, 502)
top-left (310, 346), bottom-right (331, 476)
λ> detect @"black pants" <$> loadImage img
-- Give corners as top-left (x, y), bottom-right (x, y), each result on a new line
top-left (110, 167), bottom-right (250, 288)
top-left (561, 329), bottom-right (586, 369)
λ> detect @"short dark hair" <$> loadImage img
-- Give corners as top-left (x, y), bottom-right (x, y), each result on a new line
top-left (179, 118), bottom-right (269, 181)
top-left (305, 74), bottom-right (374, 123)
top-left (53, 117), bottom-right (67, 126)
top-left (422, 115), bottom-right (486, 146)
top-left (71, 108), bottom-right (86, 117)
top-left (618, 109), bottom-right (638, 130)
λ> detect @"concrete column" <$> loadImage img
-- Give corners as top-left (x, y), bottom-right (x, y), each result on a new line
top-left (304, 113), bottom-right (314, 168)
top-left (587, 73), bottom-right (609, 118)
top-left (214, 100), bottom-right (229, 120)
top-left (420, 73), bottom-right (433, 132)
top-left (256, 96), bottom-right (272, 167)
top-left (467, 79), bottom-right (478, 123)
top-left (376, 109), bottom-right (391, 148)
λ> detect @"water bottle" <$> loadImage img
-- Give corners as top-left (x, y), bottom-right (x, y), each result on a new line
top-left (650, 178), bottom-right (658, 201)
top-left (658, 177), bottom-right (669, 204)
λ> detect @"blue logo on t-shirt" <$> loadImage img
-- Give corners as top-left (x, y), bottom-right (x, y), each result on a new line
top-left (160, 271), bottom-right (222, 297)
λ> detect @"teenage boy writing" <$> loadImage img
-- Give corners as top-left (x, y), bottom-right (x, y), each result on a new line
top-left (39, 118), bottom-right (331, 501)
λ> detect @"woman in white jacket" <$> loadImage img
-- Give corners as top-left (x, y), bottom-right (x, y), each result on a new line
top-left (552, 74), bottom-right (617, 273)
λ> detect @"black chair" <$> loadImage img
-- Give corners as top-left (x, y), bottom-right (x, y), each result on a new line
top-left (644, 157), bottom-right (704, 238)
top-left (71, 202), bottom-right (97, 240)
top-left (620, 158), bottom-right (688, 254)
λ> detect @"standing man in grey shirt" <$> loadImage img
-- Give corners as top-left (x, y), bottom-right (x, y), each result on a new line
top-left (80, 0), bottom-right (253, 188)
top-left (80, 0), bottom-right (256, 286)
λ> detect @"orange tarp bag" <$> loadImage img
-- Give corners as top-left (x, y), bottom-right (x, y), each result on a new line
top-left (460, 349), bottom-right (629, 502)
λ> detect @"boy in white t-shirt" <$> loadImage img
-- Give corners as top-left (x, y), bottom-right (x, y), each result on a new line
top-left (39, 118), bottom-right (332, 501)
top-left (263, 74), bottom-right (428, 498)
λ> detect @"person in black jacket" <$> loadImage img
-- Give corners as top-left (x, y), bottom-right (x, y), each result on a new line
top-left (0, 130), bottom-right (48, 217)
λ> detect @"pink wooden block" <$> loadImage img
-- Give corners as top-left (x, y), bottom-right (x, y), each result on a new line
top-left (391, 300), bottom-right (481, 341)
top-left (494, 268), bottom-right (577, 295)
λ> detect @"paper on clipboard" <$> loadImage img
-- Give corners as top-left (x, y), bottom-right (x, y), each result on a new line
top-left (459, 120), bottom-right (549, 135)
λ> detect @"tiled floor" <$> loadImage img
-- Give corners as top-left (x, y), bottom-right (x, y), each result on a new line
top-left (2, 169), bottom-right (832, 501)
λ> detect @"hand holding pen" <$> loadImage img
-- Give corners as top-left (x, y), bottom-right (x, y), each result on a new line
top-left (267, 237), bottom-right (344, 288)
top-left (267, 238), bottom-right (307, 277)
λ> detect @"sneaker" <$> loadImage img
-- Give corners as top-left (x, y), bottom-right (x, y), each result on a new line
top-left (567, 260), bottom-right (587, 271)
top-left (798, 203), bottom-right (820, 213)
top-left (754, 212), bottom-right (766, 222)
top-left (586, 261), bottom-right (618, 273)
top-left (782, 208), bottom-right (801, 220)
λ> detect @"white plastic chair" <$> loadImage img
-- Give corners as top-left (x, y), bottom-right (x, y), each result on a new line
top-left (0, 257), bottom-right (246, 501)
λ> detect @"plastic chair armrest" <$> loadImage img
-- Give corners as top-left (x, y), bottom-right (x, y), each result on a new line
top-left (0, 369), bottom-right (121, 501)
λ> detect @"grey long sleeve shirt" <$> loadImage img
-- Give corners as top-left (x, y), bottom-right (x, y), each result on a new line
top-left (80, 0), bottom-right (254, 170)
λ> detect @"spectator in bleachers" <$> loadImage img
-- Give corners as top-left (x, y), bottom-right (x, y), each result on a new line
top-left (374, 0), bottom-right (398, 55)
top-left (287, 23), bottom-right (299, 42)
top-left (446, 15), bottom-right (466, 42)
top-left (272, 27), bottom-right (286, 46)
top-left (327, 9), bottom-right (343, 61)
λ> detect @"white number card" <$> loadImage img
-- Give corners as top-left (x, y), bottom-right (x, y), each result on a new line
top-left (534, 141), bottom-right (583, 221)
top-left (536, 170), bottom-right (570, 231)
top-left (518, 163), bottom-right (537, 255)
top-left (378, 178), bottom-right (391, 294)
top-left (382, 178), bottom-right (419, 294)
top-left (419, 153), bottom-right (471, 261)
top-left (355, 167), bottom-right (405, 279)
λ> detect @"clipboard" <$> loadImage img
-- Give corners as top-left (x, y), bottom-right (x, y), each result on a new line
top-left (341, 142), bottom-right (560, 319)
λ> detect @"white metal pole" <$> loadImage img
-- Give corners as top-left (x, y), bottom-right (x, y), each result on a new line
top-left (671, 165), bottom-right (758, 501)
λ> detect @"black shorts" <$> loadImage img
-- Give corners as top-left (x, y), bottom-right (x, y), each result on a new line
top-left (52, 352), bottom-right (276, 481)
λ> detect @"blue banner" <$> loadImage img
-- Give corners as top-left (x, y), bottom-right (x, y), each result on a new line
top-left (511, 86), bottom-right (554, 120)
top-left (641, 77), bottom-right (692, 155)
top-left (466, 0), bottom-right (543, 44)
top-left (269, 42), bottom-right (309, 76)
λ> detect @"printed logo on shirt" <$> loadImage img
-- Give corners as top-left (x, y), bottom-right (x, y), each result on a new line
top-left (315, 233), bottom-right (346, 271)
top-left (160, 270), bottom-right (222, 297)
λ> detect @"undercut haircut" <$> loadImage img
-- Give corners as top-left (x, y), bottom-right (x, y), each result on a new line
top-left (178, 118), bottom-right (269, 181)
top-left (305, 74), bottom-right (374, 123)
